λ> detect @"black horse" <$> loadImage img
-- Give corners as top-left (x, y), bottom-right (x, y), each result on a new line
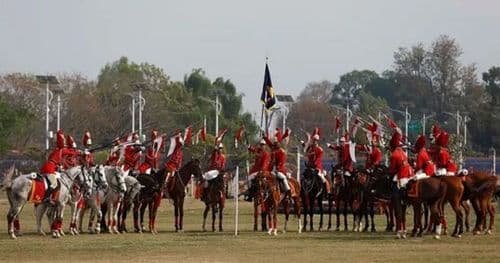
top-left (301, 164), bottom-right (328, 231)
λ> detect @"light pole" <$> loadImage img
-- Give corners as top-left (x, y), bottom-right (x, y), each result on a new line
top-left (199, 94), bottom-right (223, 135)
top-left (422, 113), bottom-right (435, 137)
top-left (490, 148), bottom-right (496, 175)
top-left (134, 83), bottom-right (147, 141)
top-left (126, 93), bottom-right (136, 133)
top-left (389, 107), bottom-right (411, 145)
top-left (443, 111), bottom-right (463, 169)
top-left (36, 75), bottom-right (59, 151)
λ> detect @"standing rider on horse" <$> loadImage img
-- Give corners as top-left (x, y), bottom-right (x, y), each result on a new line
top-left (105, 137), bottom-right (121, 166)
top-left (388, 128), bottom-right (413, 192)
top-left (412, 134), bottom-right (436, 180)
top-left (433, 131), bottom-right (458, 176)
top-left (40, 130), bottom-right (79, 203)
top-left (200, 141), bottom-right (226, 200)
top-left (139, 129), bottom-right (164, 175)
top-left (244, 139), bottom-right (271, 202)
top-left (82, 130), bottom-right (94, 168)
top-left (306, 128), bottom-right (331, 195)
top-left (356, 123), bottom-right (383, 173)
top-left (164, 131), bottom-right (184, 193)
top-left (265, 128), bottom-right (291, 197)
top-left (122, 133), bottom-right (143, 177)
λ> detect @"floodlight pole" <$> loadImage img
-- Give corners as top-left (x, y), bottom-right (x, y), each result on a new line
top-left (131, 96), bottom-right (136, 133)
top-left (46, 82), bottom-right (51, 150)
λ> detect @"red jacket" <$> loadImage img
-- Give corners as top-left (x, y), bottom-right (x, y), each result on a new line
top-left (139, 146), bottom-right (162, 173)
top-left (389, 147), bottom-right (413, 179)
top-left (437, 148), bottom-right (457, 173)
top-left (328, 143), bottom-right (353, 172)
top-left (165, 146), bottom-right (183, 171)
top-left (357, 145), bottom-right (382, 169)
top-left (207, 149), bottom-right (226, 171)
top-left (123, 145), bottom-right (142, 172)
top-left (307, 144), bottom-right (324, 171)
top-left (105, 149), bottom-right (120, 166)
top-left (249, 146), bottom-right (271, 174)
top-left (40, 148), bottom-right (75, 174)
top-left (62, 147), bottom-right (80, 169)
top-left (415, 148), bottom-right (436, 176)
top-left (271, 147), bottom-right (287, 174)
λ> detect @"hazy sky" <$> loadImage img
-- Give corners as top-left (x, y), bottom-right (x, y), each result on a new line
top-left (1, 0), bottom-right (500, 116)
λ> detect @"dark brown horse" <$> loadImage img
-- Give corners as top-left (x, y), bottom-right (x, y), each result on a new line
top-left (198, 170), bottom-right (232, 232)
top-left (301, 165), bottom-right (329, 231)
top-left (132, 169), bottom-right (167, 234)
top-left (330, 167), bottom-right (352, 231)
top-left (166, 159), bottom-right (202, 232)
top-left (255, 171), bottom-right (281, 235)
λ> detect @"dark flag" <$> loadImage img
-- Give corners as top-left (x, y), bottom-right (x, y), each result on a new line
top-left (261, 63), bottom-right (276, 110)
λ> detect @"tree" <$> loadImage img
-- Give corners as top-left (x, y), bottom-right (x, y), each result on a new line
top-left (298, 80), bottom-right (334, 103)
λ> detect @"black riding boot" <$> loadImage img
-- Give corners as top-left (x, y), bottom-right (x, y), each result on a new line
top-left (244, 183), bottom-right (255, 202)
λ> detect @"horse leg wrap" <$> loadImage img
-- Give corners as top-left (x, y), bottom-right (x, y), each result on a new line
top-left (14, 219), bottom-right (20, 231)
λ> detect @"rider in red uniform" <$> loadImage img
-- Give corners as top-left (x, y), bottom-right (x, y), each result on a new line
top-left (306, 130), bottom-right (330, 194)
top-left (105, 137), bottom-right (121, 166)
top-left (244, 139), bottom-right (271, 201)
top-left (356, 131), bottom-right (382, 172)
top-left (388, 129), bottom-right (413, 189)
top-left (122, 133), bottom-right (143, 177)
top-left (266, 128), bottom-right (291, 195)
top-left (63, 135), bottom-right (80, 169)
top-left (40, 130), bottom-right (74, 202)
top-left (164, 131), bottom-right (184, 187)
top-left (139, 129), bottom-right (164, 175)
top-left (413, 134), bottom-right (436, 180)
top-left (82, 130), bottom-right (94, 168)
top-left (328, 133), bottom-right (354, 175)
top-left (434, 132), bottom-right (458, 176)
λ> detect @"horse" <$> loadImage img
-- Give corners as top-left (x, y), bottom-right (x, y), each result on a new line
top-left (4, 165), bottom-right (91, 239)
top-left (132, 169), bottom-right (167, 234)
top-left (461, 171), bottom-right (497, 234)
top-left (370, 166), bottom-right (395, 232)
top-left (370, 169), bottom-right (452, 239)
top-left (75, 165), bottom-right (109, 234)
top-left (98, 166), bottom-right (127, 234)
top-left (195, 169), bottom-right (233, 232)
top-left (350, 170), bottom-right (372, 232)
top-left (252, 171), bottom-right (281, 235)
top-left (330, 167), bottom-right (353, 231)
top-left (301, 165), bottom-right (328, 231)
top-left (280, 176), bottom-right (302, 233)
top-left (166, 159), bottom-right (202, 232)
top-left (116, 175), bottom-right (143, 233)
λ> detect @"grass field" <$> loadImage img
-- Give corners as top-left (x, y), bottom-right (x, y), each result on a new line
top-left (0, 194), bottom-right (498, 263)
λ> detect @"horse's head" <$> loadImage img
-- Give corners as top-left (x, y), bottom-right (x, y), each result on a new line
top-left (186, 158), bottom-right (203, 181)
top-left (80, 167), bottom-right (93, 199)
top-left (302, 164), bottom-right (317, 181)
top-left (369, 165), bottom-right (392, 200)
top-left (115, 167), bottom-right (127, 193)
top-left (92, 165), bottom-right (109, 190)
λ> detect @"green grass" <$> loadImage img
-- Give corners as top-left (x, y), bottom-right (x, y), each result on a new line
top-left (0, 194), bottom-right (498, 263)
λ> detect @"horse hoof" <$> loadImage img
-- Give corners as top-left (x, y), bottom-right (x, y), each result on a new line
top-left (273, 230), bottom-right (278, 236)
top-left (282, 230), bottom-right (286, 234)
top-left (9, 233), bottom-right (16, 239)
top-left (402, 233), bottom-right (407, 239)
top-left (434, 235), bottom-right (441, 240)
top-left (473, 231), bottom-right (480, 235)
top-left (371, 228), bottom-right (376, 233)
top-left (39, 231), bottom-right (46, 236)
top-left (59, 230), bottom-right (65, 236)
top-left (335, 228), bottom-right (340, 232)
top-left (267, 229), bottom-right (273, 235)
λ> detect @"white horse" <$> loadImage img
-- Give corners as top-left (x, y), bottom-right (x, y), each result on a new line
top-left (71, 165), bottom-right (109, 234)
top-left (116, 175), bottom-right (143, 233)
top-left (4, 165), bottom-right (91, 239)
top-left (100, 166), bottom-right (127, 234)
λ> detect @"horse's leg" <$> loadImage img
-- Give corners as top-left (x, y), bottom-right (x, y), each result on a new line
top-left (140, 202), bottom-right (147, 232)
top-left (462, 201), bottom-right (470, 232)
top-left (202, 204), bottom-right (209, 232)
top-left (487, 202), bottom-right (495, 234)
top-left (370, 201), bottom-right (376, 232)
top-left (218, 200), bottom-right (223, 232)
top-left (180, 197), bottom-right (185, 232)
top-left (283, 199), bottom-right (289, 233)
top-left (343, 198), bottom-right (349, 231)
top-left (35, 204), bottom-right (47, 236)
top-left (412, 203), bottom-right (422, 237)
top-left (309, 195), bottom-right (314, 231)
top-left (335, 197), bottom-right (341, 231)
top-left (318, 196), bottom-right (324, 232)
top-left (471, 198), bottom-right (482, 234)
top-left (253, 200), bottom-right (259, 231)
top-left (294, 196), bottom-right (302, 233)
top-left (133, 200), bottom-right (140, 233)
top-left (302, 195), bottom-right (308, 231)
top-left (327, 195), bottom-right (332, 231)
top-left (7, 202), bottom-right (25, 239)
top-left (154, 195), bottom-right (163, 234)
top-left (479, 198), bottom-right (489, 234)
top-left (212, 204), bottom-right (217, 232)
top-left (272, 203), bottom-right (278, 236)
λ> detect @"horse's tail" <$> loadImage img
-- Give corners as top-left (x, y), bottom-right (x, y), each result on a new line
top-left (1, 164), bottom-right (17, 191)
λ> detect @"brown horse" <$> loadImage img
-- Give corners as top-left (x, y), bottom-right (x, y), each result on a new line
top-left (255, 171), bottom-right (281, 235)
top-left (330, 168), bottom-right (352, 231)
top-left (462, 171), bottom-right (497, 234)
top-left (198, 170), bottom-right (233, 232)
top-left (166, 159), bottom-right (202, 232)
top-left (301, 166), bottom-right (329, 231)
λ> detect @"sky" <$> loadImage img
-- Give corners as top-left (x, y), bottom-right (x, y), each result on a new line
top-left (1, 0), bottom-right (500, 117)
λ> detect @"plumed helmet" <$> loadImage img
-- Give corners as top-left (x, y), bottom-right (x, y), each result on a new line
top-left (390, 131), bottom-right (403, 149)
top-left (414, 134), bottom-right (426, 151)
top-left (259, 139), bottom-right (266, 145)
top-left (83, 130), bottom-right (92, 148)
top-left (217, 143), bottom-right (224, 149)
top-left (436, 132), bottom-right (449, 147)
top-left (151, 129), bottom-right (158, 141)
top-left (66, 135), bottom-right (76, 149)
top-left (56, 130), bottom-right (66, 149)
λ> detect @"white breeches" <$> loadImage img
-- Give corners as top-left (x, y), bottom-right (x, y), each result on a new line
top-left (318, 170), bottom-right (327, 183)
top-left (436, 168), bottom-right (447, 177)
top-left (414, 170), bottom-right (429, 180)
top-left (144, 168), bottom-right (151, 175)
top-left (398, 178), bottom-right (410, 189)
top-left (343, 171), bottom-right (351, 177)
top-left (120, 165), bottom-right (130, 177)
top-left (203, 170), bottom-right (219, 181)
top-left (47, 172), bottom-right (60, 189)
top-left (276, 172), bottom-right (291, 191)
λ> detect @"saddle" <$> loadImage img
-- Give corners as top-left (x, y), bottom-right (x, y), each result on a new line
top-left (27, 176), bottom-right (60, 204)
